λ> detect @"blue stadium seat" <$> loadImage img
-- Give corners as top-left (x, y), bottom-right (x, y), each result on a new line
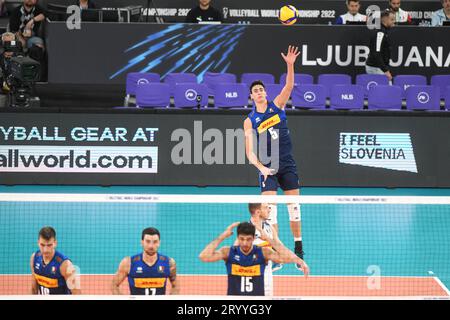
top-left (202, 72), bottom-right (237, 96)
top-left (164, 73), bottom-right (197, 96)
top-left (291, 84), bottom-right (327, 109)
top-left (173, 83), bottom-right (209, 108)
top-left (317, 74), bottom-right (352, 98)
top-left (213, 83), bottom-right (249, 108)
top-left (125, 72), bottom-right (160, 106)
top-left (431, 75), bottom-right (450, 99)
top-left (241, 73), bottom-right (275, 88)
top-left (280, 73), bottom-right (314, 86)
top-left (405, 85), bottom-right (441, 111)
top-left (355, 74), bottom-right (389, 98)
top-left (445, 86), bottom-right (450, 110)
top-left (329, 85), bottom-right (364, 110)
top-left (367, 85), bottom-right (403, 110)
top-left (135, 83), bottom-right (170, 108)
top-left (393, 75), bottom-right (427, 98)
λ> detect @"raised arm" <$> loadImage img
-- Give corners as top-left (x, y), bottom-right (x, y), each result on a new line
top-left (60, 260), bottom-right (81, 294)
top-left (111, 257), bottom-right (131, 295)
top-left (199, 222), bottom-right (239, 262)
top-left (168, 258), bottom-right (179, 295)
top-left (30, 253), bottom-right (38, 295)
top-left (274, 45), bottom-right (300, 109)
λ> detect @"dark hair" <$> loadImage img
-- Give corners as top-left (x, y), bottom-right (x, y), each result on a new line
top-left (142, 227), bottom-right (160, 240)
top-left (38, 226), bottom-right (56, 240)
top-left (248, 203), bottom-right (261, 215)
top-left (237, 222), bottom-right (255, 237)
top-left (381, 9), bottom-right (394, 18)
top-left (347, 0), bottom-right (360, 4)
top-left (250, 80), bottom-right (265, 94)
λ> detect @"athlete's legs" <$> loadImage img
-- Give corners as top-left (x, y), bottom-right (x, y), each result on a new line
top-left (283, 188), bottom-right (301, 239)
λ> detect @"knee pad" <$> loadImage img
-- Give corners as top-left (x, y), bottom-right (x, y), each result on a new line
top-left (267, 204), bottom-right (278, 225)
top-left (288, 203), bottom-right (301, 222)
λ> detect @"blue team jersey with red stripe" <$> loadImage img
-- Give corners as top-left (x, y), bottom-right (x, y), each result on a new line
top-left (128, 253), bottom-right (171, 295)
top-left (33, 250), bottom-right (71, 295)
top-left (247, 101), bottom-right (294, 167)
top-left (226, 245), bottom-right (266, 296)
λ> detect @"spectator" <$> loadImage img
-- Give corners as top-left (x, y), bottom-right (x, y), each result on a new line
top-left (431, 0), bottom-right (450, 26)
top-left (365, 9), bottom-right (396, 83)
top-left (185, 0), bottom-right (223, 23)
top-left (0, 32), bottom-right (22, 93)
top-left (335, 0), bottom-right (367, 24)
top-left (9, 0), bottom-right (45, 51)
top-left (76, 0), bottom-right (97, 10)
top-left (388, 0), bottom-right (412, 24)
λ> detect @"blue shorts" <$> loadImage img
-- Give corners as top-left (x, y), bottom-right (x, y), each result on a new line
top-left (259, 163), bottom-right (300, 192)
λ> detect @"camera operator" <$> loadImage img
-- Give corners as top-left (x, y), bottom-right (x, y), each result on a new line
top-left (0, 32), bottom-right (23, 92)
top-left (9, 0), bottom-right (45, 75)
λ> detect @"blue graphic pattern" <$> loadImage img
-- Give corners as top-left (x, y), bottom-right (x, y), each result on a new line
top-left (110, 24), bottom-right (247, 83)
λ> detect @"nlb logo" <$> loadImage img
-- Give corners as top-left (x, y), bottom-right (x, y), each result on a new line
top-left (339, 133), bottom-right (417, 173)
top-left (341, 94), bottom-right (354, 100)
top-left (304, 91), bottom-right (316, 102)
top-left (225, 92), bottom-right (238, 98)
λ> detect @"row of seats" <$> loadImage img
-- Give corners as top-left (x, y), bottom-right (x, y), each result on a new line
top-left (132, 82), bottom-right (450, 110)
top-left (124, 72), bottom-right (450, 110)
top-left (125, 72), bottom-right (450, 99)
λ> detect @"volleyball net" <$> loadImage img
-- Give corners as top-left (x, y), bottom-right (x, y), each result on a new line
top-left (0, 193), bottom-right (449, 299)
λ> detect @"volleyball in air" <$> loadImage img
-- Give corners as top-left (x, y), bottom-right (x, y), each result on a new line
top-left (279, 5), bottom-right (298, 25)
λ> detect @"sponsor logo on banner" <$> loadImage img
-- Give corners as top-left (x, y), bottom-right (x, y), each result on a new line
top-left (0, 126), bottom-right (160, 174)
top-left (339, 133), bottom-right (417, 173)
top-left (0, 146), bottom-right (158, 173)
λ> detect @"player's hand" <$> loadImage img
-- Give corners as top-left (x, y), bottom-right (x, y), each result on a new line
top-left (385, 71), bottom-right (393, 81)
top-left (298, 261), bottom-right (310, 278)
top-left (221, 222), bottom-right (240, 239)
top-left (260, 166), bottom-right (276, 184)
top-left (281, 45), bottom-right (300, 65)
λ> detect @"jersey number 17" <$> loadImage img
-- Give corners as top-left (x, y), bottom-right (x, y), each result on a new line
top-left (145, 288), bottom-right (157, 295)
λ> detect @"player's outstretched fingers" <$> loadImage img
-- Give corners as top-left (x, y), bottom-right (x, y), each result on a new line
top-left (303, 264), bottom-right (310, 278)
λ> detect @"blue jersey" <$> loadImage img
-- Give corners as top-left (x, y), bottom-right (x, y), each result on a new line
top-left (226, 245), bottom-right (266, 296)
top-left (33, 250), bottom-right (71, 295)
top-left (247, 101), bottom-right (294, 168)
top-left (128, 253), bottom-right (171, 295)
